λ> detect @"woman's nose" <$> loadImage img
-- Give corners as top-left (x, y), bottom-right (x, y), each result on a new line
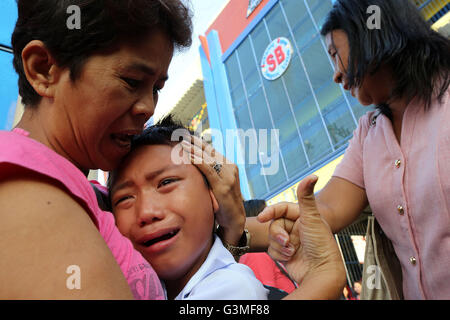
top-left (333, 68), bottom-right (343, 84)
top-left (132, 95), bottom-right (155, 123)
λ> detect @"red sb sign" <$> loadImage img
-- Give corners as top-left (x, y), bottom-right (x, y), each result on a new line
top-left (261, 37), bottom-right (293, 81)
top-left (266, 45), bottom-right (286, 72)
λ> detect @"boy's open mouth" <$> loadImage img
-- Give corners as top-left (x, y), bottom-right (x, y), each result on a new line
top-left (142, 229), bottom-right (180, 247)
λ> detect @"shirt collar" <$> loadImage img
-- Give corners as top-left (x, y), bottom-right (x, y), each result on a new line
top-left (175, 234), bottom-right (235, 299)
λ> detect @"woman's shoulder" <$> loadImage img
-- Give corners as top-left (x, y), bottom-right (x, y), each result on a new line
top-left (0, 174), bottom-right (134, 299)
top-left (350, 110), bottom-right (383, 144)
top-left (0, 130), bottom-right (76, 176)
top-left (0, 129), bottom-right (101, 226)
top-left (357, 110), bottom-right (379, 129)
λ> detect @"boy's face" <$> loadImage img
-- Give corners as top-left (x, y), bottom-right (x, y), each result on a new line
top-left (111, 144), bottom-right (218, 283)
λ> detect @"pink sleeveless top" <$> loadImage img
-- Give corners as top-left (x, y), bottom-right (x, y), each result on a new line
top-left (0, 128), bottom-right (164, 300)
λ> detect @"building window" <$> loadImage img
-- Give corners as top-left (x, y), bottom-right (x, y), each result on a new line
top-left (224, 0), bottom-right (372, 199)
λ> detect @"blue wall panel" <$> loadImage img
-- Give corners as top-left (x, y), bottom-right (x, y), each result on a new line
top-left (0, 0), bottom-right (18, 130)
top-left (204, 31), bottom-right (251, 199)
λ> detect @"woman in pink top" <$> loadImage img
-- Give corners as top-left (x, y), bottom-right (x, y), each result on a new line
top-left (261, 0), bottom-right (450, 299)
top-left (0, 0), bottom-right (347, 300)
top-left (0, 0), bottom-right (193, 299)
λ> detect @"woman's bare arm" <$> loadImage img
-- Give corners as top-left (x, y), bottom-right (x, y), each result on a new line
top-left (245, 176), bottom-right (368, 252)
top-left (0, 174), bottom-right (133, 299)
top-left (315, 176), bottom-right (368, 233)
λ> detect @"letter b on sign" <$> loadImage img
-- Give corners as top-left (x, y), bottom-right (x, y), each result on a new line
top-left (66, 265), bottom-right (81, 290)
top-left (274, 46), bottom-right (285, 65)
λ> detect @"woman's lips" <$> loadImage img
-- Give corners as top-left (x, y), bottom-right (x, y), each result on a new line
top-left (111, 133), bottom-right (134, 149)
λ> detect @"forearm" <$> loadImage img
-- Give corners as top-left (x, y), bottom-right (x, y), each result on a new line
top-left (315, 199), bottom-right (340, 234)
top-left (245, 217), bottom-right (271, 252)
top-left (315, 177), bottom-right (368, 233)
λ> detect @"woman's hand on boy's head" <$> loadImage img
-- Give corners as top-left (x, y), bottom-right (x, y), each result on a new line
top-left (180, 135), bottom-right (246, 246)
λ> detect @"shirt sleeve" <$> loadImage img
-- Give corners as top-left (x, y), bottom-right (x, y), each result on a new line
top-left (332, 112), bottom-right (373, 189)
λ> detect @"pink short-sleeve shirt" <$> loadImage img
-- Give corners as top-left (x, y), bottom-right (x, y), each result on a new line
top-left (334, 91), bottom-right (450, 299)
top-left (0, 129), bottom-right (165, 300)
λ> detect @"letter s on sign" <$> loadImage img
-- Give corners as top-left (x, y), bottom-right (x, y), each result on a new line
top-left (267, 54), bottom-right (276, 72)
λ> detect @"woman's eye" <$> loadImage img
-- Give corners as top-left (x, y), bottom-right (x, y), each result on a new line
top-left (153, 86), bottom-right (161, 95)
top-left (122, 78), bottom-right (141, 89)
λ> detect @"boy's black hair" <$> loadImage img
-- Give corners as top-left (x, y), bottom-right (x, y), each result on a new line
top-left (243, 199), bottom-right (267, 218)
top-left (321, 0), bottom-right (450, 116)
top-left (130, 114), bottom-right (192, 151)
top-left (12, 0), bottom-right (193, 107)
top-left (107, 115), bottom-right (209, 208)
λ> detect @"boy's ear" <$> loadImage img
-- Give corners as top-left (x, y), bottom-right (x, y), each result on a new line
top-left (208, 189), bottom-right (219, 214)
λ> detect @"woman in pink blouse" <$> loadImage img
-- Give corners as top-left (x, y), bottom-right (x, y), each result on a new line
top-left (0, 0), bottom-right (346, 299)
top-left (261, 0), bottom-right (450, 299)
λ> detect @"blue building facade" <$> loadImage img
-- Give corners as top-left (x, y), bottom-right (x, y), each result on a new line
top-left (200, 0), bottom-right (367, 201)
top-left (0, 0), bottom-right (19, 131)
top-left (199, 0), bottom-right (450, 201)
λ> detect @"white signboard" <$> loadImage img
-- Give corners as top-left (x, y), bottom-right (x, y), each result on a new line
top-left (261, 37), bottom-right (293, 81)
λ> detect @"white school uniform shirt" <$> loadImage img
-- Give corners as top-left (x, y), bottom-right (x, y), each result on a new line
top-left (174, 235), bottom-right (269, 300)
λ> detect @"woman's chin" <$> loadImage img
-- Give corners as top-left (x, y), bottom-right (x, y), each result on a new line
top-left (98, 156), bottom-right (122, 172)
top-left (93, 152), bottom-right (122, 172)
top-left (357, 96), bottom-right (373, 106)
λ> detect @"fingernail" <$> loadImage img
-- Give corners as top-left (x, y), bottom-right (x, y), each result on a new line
top-left (281, 246), bottom-right (294, 256)
top-left (276, 235), bottom-right (288, 246)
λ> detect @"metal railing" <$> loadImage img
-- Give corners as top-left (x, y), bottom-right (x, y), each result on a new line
top-left (415, 0), bottom-right (450, 23)
top-left (0, 43), bottom-right (13, 54)
top-left (335, 211), bottom-right (370, 287)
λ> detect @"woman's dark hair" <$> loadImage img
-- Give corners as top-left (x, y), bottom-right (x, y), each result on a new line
top-left (321, 0), bottom-right (450, 113)
top-left (12, 0), bottom-right (193, 107)
top-left (243, 199), bottom-right (267, 218)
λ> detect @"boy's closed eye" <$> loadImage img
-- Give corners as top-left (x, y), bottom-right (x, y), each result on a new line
top-left (113, 195), bottom-right (134, 208)
top-left (157, 177), bottom-right (180, 189)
